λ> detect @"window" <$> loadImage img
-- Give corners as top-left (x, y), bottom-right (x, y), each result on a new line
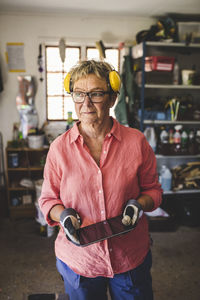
top-left (45, 45), bottom-right (120, 121)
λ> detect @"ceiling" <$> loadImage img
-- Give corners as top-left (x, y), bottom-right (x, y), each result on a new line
top-left (0, 0), bottom-right (200, 18)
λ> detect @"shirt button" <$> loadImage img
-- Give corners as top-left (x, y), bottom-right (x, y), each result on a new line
top-left (98, 169), bottom-right (101, 174)
top-left (103, 150), bottom-right (107, 154)
top-left (108, 133), bottom-right (111, 137)
top-left (99, 190), bottom-right (102, 194)
top-left (109, 248), bottom-right (112, 252)
top-left (101, 210), bottom-right (104, 214)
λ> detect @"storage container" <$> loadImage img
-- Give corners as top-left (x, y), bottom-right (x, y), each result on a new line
top-left (145, 56), bottom-right (175, 72)
top-left (177, 22), bottom-right (200, 43)
top-left (27, 135), bottom-right (44, 149)
top-left (8, 153), bottom-right (19, 168)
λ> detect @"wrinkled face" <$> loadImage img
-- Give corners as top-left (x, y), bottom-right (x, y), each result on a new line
top-left (73, 74), bottom-right (116, 126)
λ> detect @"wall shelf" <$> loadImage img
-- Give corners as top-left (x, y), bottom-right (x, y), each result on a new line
top-left (6, 145), bottom-right (48, 219)
top-left (163, 189), bottom-right (200, 195)
top-left (144, 120), bottom-right (200, 125)
top-left (156, 154), bottom-right (200, 159)
top-left (142, 84), bottom-right (200, 89)
top-left (7, 167), bottom-right (44, 171)
top-left (133, 42), bottom-right (200, 59)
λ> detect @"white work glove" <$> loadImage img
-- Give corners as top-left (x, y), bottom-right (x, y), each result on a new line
top-left (60, 208), bottom-right (81, 245)
top-left (122, 199), bottom-right (143, 226)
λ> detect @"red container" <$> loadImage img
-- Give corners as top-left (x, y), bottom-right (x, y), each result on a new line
top-left (145, 56), bottom-right (175, 72)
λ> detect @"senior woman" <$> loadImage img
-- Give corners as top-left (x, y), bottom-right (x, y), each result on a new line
top-left (39, 60), bottom-right (162, 300)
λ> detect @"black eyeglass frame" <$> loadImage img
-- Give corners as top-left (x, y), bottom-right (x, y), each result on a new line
top-left (71, 91), bottom-right (111, 103)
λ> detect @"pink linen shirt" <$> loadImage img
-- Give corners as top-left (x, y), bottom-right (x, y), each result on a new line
top-left (39, 118), bottom-right (162, 278)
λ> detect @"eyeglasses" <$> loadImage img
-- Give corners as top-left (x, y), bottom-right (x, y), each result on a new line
top-left (71, 91), bottom-right (110, 103)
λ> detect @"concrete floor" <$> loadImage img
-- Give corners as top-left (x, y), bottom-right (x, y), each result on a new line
top-left (0, 217), bottom-right (200, 300)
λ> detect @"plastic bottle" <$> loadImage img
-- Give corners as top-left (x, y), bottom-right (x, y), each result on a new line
top-left (160, 127), bottom-right (169, 143)
top-left (159, 165), bottom-right (167, 185)
top-left (169, 129), bottom-right (174, 144)
top-left (195, 130), bottom-right (200, 153)
top-left (188, 129), bottom-right (195, 155)
top-left (144, 127), bottom-right (157, 152)
top-left (159, 127), bottom-right (169, 154)
top-left (169, 128), bottom-right (174, 154)
top-left (173, 125), bottom-right (182, 153)
top-left (160, 165), bottom-right (172, 191)
top-left (173, 59), bottom-right (179, 85)
top-left (66, 111), bottom-right (74, 130)
top-left (181, 129), bottom-right (188, 154)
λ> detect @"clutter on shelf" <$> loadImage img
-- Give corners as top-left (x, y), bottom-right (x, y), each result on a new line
top-left (135, 15), bottom-right (200, 45)
top-left (172, 161), bottom-right (200, 190)
top-left (156, 125), bottom-right (200, 155)
top-left (138, 94), bottom-right (200, 123)
top-left (144, 124), bottom-right (200, 156)
top-left (136, 17), bottom-right (177, 43)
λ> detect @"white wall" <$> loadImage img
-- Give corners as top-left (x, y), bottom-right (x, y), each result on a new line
top-left (0, 11), bottom-right (154, 149)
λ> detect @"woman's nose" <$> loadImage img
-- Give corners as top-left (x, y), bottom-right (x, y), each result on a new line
top-left (82, 95), bottom-right (92, 106)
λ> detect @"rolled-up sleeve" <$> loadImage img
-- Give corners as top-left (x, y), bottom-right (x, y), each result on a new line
top-left (138, 136), bottom-right (163, 210)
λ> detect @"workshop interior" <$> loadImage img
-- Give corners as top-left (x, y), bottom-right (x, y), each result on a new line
top-left (0, 1), bottom-right (200, 299)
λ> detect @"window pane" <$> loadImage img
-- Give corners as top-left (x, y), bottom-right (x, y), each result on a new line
top-left (46, 47), bottom-right (62, 71)
top-left (47, 96), bottom-right (63, 120)
top-left (87, 48), bottom-right (99, 60)
top-left (105, 49), bottom-right (119, 71)
top-left (64, 48), bottom-right (80, 72)
top-left (64, 96), bottom-right (78, 120)
top-left (47, 73), bottom-right (63, 95)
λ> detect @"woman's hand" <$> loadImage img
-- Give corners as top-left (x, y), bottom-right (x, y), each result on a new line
top-left (60, 208), bottom-right (81, 245)
top-left (122, 199), bottom-right (143, 226)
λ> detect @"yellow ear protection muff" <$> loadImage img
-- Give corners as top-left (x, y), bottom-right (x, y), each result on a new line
top-left (109, 70), bottom-right (121, 93)
top-left (64, 70), bottom-right (121, 94)
top-left (64, 73), bottom-right (72, 94)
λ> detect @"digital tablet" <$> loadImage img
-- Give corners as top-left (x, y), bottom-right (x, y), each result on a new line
top-left (76, 215), bottom-right (136, 247)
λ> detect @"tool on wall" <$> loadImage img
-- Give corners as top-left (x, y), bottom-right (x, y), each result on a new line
top-left (95, 40), bottom-right (106, 60)
top-left (59, 38), bottom-right (66, 64)
top-left (59, 38), bottom-right (66, 99)
top-left (37, 44), bottom-right (44, 82)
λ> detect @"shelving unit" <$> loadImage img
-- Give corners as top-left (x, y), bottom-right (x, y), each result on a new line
top-left (133, 41), bottom-right (200, 131)
top-left (141, 84), bottom-right (200, 89)
top-left (144, 120), bottom-right (200, 125)
top-left (5, 144), bottom-right (48, 220)
top-left (133, 42), bottom-right (200, 223)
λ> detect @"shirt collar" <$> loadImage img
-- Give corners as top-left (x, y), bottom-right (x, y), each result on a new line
top-left (69, 121), bottom-right (81, 144)
top-left (109, 117), bottom-right (122, 142)
top-left (69, 117), bottom-right (122, 144)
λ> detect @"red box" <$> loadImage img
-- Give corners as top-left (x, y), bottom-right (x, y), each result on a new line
top-left (145, 56), bottom-right (175, 72)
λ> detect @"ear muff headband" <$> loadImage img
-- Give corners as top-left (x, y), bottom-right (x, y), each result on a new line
top-left (64, 70), bottom-right (121, 94)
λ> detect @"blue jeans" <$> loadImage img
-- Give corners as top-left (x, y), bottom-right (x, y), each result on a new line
top-left (56, 250), bottom-right (153, 300)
